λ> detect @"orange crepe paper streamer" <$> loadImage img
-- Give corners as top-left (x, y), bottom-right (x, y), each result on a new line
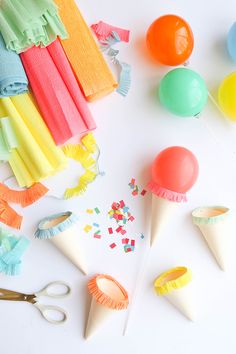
top-left (0, 199), bottom-right (22, 229)
top-left (54, 0), bottom-right (117, 101)
top-left (0, 182), bottom-right (48, 207)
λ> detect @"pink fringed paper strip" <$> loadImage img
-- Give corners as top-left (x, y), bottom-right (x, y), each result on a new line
top-left (21, 39), bottom-right (96, 145)
top-left (147, 181), bottom-right (187, 202)
top-left (91, 21), bottom-right (130, 42)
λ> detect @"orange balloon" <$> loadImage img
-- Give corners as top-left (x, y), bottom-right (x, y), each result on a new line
top-left (146, 15), bottom-right (194, 66)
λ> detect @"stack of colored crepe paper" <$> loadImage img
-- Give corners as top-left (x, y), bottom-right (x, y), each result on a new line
top-left (0, 0), bottom-right (118, 190)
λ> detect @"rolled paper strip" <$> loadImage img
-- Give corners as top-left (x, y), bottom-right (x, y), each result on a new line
top-left (21, 39), bottom-right (96, 145)
top-left (0, 227), bottom-right (30, 275)
top-left (0, 182), bottom-right (48, 207)
top-left (0, 93), bottom-right (67, 187)
top-left (0, 0), bottom-right (67, 53)
top-left (85, 274), bottom-right (129, 339)
top-left (35, 212), bottom-right (87, 274)
top-left (54, 0), bottom-right (118, 101)
top-left (0, 33), bottom-right (28, 97)
top-left (192, 206), bottom-right (232, 270)
top-left (154, 267), bottom-right (195, 321)
top-left (0, 199), bottom-right (22, 229)
top-left (91, 21), bottom-right (130, 42)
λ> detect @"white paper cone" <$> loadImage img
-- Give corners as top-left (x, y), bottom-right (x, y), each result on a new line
top-left (85, 298), bottom-right (115, 339)
top-left (192, 206), bottom-right (232, 270)
top-left (164, 284), bottom-right (195, 321)
top-left (50, 225), bottom-right (88, 275)
top-left (151, 195), bottom-right (178, 246)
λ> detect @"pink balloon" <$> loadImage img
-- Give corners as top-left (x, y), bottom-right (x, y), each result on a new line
top-left (151, 146), bottom-right (199, 193)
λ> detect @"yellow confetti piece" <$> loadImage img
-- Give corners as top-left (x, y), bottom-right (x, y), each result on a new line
top-left (86, 209), bottom-right (94, 214)
top-left (84, 225), bottom-right (92, 233)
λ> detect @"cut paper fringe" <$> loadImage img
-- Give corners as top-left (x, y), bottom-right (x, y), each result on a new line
top-left (62, 133), bottom-right (100, 199)
top-left (0, 182), bottom-right (48, 207)
top-left (0, 227), bottom-right (29, 275)
top-left (116, 62), bottom-right (131, 97)
top-left (35, 211), bottom-right (79, 239)
top-left (192, 206), bottom-right (231, 225)
top-left (0, 199), bottom-right (22, 229)
top-left (147, 181), bottom-right (187, 202)
top-left (0, 0), bottom-right (68, 53)
top-left (154, 267), bottom-right (192, 295)
top-left (21, 39), bottom-right (96, 145)
top-left (91, 21), bottom-right (130, 42)
top-left (0, 117), bottom-right (18, 162)
top-left (54, 0), bottom-right (117, 101)
top-left (88, 274), bottom-right (129, 310)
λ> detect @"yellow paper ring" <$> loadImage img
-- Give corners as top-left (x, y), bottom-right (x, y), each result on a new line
top-left (154, 267), bottom-right (192, 296)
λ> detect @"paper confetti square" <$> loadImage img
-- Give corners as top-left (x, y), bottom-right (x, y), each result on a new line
top-left (93, 223), bottom-right (99, 227)
top-left (108, 227), bottom-right (113, 234)
top-left (94, 234), bottom-right (101, 239)
top-left (120, 229), bottom-right (127, 235)
top-left (141, 189), bottom-right (147, 196)
top-left (94, 207), bottom-right (100, 214)
top-left (84, 225), bottom-right (92, 233)
top-left (109, 243), bottom-right (117, 249)
top-left (86, 209), bottom-right (94, 214)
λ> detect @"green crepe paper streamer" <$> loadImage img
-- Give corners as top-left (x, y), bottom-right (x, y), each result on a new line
top-left (0, 117), bottom-right (18, 161)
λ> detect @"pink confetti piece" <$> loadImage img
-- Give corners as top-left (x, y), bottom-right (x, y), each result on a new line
top-left (141, 189), bottom-right (147, 196)
top-left (108, 227), bottom-right (113, 234)
top-left (122, 238), bottom-right (129, 244)
top-left (119, 200), bottom-right (125, 208)
top-left (132, 190), bottom-right (138, 196)
top-left (120, 229), bottom-right (127, 235)
top-left (125, 247), bottom-right (132, 253)
top-left (129, 216), bottom-right (135, 222)
top-left (109, 243), bottom-right (117, 249)
top-left (94, 234), bottom-right (101, 239)
top-left (116, 226), bottom-right (123, 233)
top-left (131, 239), bottom-right (135, 246)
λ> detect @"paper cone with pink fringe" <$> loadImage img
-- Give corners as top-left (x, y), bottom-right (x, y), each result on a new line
top-left (147, 147), bottom-right (199, 247)
top-left (154, 267), bottom-right (195, 321)
top-left (35, 211), bottom-right (87, 275)
top-left (192, 206), bottom-right (233, 270)
top-left (85, 274), bottom-right (129, 339)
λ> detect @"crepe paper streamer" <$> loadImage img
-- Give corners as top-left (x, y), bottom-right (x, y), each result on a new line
top-left (154, 267), bottom-right (192, 296)
top-left (116, 62), bottom-right (131, 97)
top-left (0, 0), bottom-right (67, 54)
top-left (0, 93), bottom-right (67, 188)
top-left (54, 0), bottom-right (117, 102)
top-left (0, 117), bottom-right (18, 161)
top-left (91, 21), bottom-right (130, 43)
top-left (81, 133), bottom-right (97, 154)
top-left (0, 33), bottom-right (28, 97)
top-left (64, 170), bottom-right (97, 199)
top-left (0, 228), bottom-right (30, 275)
top-left (0, 199), bottom-right (22, 229)
top-left (86, 209), bottom-right (94, 214)
top-left (109, 243), bottom-right (117, 249)
top-left (21, 40), bottom-right (96, 146)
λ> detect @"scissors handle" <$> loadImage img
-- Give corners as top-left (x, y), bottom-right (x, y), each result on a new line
top-left (35, 281), bottom-right (71, 298)
top-left (34, 302), bottom-right (67, 325)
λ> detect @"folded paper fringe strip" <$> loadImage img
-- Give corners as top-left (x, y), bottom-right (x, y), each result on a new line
top-left (0, 0), bottom-right (67, 53)
top-left (92, 27), bottom-right (131, 97)
top-left (0, 227), bottom-right (30, 275)
top-left (0, 182), bottom-right (48, 229)
top-left (62, 133), bottom-right (100, 199)
top-left (88, 274), bottom-right (129, 310)
top-left (35, 211), bottom-right (78, 239)
top-left (0, 93), bottom-right (67, 188)
top-left (154, 267), bottom-right (192, 295)
top-left (21, 39), bottom-right (96, 145)
top-left (0, 33), bottom-right (28, 97)
top-left (192, 206), bottom-right (231, 225)
top-left (0, 117), bottom-right (18, 162)
top-left (147, 181), bottom-right (187, 202)
top-left (54, 0), bottom-right (117, 101)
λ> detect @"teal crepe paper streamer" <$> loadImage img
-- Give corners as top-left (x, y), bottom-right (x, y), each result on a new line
top-left (35, 211), bottom-right (79, 239)
top-left (192, 206), bottom-right (232, 225)
top-left (116, 62), bottom-right (131, 97)
top-left (0, 228), bottom-right (30, 276)
top-left (0, 32), bottom-right (28, 97)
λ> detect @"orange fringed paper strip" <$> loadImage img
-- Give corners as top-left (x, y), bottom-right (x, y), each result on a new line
top-left (0, 199), bottom-right (22, 229)
top-left (54, 0), bottom-right (117, 101)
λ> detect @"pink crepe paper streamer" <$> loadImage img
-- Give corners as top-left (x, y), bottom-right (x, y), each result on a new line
top-left (91, 21), bottom-right (130, 42)
top-left (147, 181), bottom-right (187, 203)
top-left (21, 39), bottom-right (96, 145)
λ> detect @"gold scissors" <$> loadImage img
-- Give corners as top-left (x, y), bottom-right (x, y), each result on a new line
top-left (0, 281), bottom-right (71, 324)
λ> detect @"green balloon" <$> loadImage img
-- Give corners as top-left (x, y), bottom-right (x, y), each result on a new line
top-left (159, 68), bottom-right (208, 117)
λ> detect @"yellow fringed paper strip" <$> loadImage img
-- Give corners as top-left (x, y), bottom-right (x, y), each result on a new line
top-left (62, 133), bottom-right (99, 198)
top-left (154, 267), bottom-right (192, 296)
top-left (54, 0), bottom-right (117, 101)
top-left (0, 94), bottom-right (67, 187)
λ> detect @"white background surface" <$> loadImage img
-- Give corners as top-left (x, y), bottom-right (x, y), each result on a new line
top-left (1, 0), bottom-right (236, 353)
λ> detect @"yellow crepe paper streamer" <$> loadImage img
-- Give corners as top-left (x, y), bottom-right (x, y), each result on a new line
top-left (54, 0), bottom-right (117, 102)
top-left (154, 267), bottom-right (192, 296)
top-left (62, 133), bottom-right (99, 199)
top-left (0, 93), bottom-right (67, 187)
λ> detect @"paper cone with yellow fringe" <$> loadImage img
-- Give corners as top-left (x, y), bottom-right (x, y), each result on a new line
top-left (154, 267), bottom-right (195, 321)
top-left (192, 206), bottom-right (232, 270)
top-left (85, 274), bottom-right (129, 339)
top-left (35, 211), bottom-right (87, 275)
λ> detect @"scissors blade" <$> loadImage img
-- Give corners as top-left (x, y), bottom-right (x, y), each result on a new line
top-left (0, 288), bottom-right (29, 301)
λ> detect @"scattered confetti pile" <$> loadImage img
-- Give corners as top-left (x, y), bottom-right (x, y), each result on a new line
top-left (128, 178), bottom-right (147, 197)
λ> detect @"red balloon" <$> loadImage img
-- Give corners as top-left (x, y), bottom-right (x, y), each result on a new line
top-left (152, 146), bottom-right (199, 193)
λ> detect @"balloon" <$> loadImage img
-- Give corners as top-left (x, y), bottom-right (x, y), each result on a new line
top-left (146, 14), bottom-right (194, 66)
top-left (159, 68), bottom-right (208, 117)
top-left (152, 146), bottom-right (199, 193)
top-left (218, 72), bottom-right (236, 121)
top-left (227, 22), bottom-right (236, 62)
